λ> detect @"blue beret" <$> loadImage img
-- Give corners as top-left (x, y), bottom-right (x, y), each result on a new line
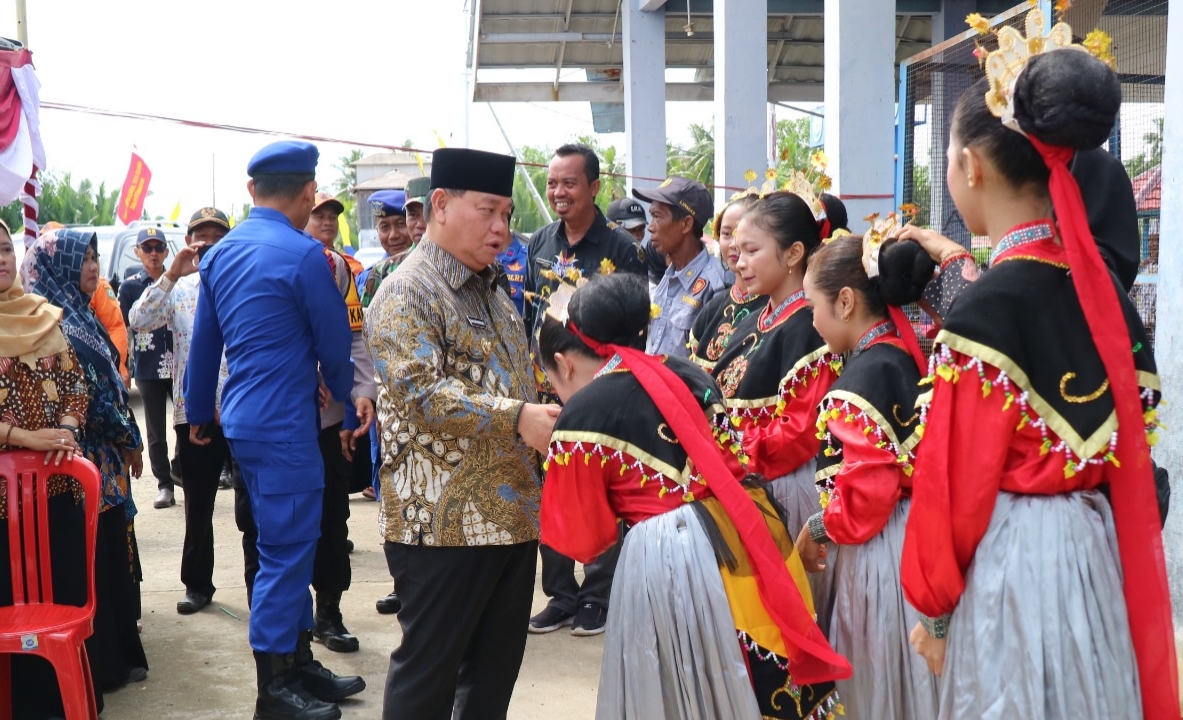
top-left (247, 141), bottom-right (319, 177)
top-left (369, 190), bottom-right (407, 218)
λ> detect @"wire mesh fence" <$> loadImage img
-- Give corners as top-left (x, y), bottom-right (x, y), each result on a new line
top-left (896, 0), bottom-right (1167, 345)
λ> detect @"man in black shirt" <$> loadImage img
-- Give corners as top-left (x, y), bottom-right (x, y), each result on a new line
top-left (524, 143), bottom-right (644, 638)
top-left (118, 226), bottom-right (179, 509)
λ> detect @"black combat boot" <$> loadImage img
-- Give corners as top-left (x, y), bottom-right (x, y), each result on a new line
top-left (253, 651), bottom-right (341, 720)
top-left (313, 591), bottom-right (360, 653)
top-left (294, 630), bottom-right (366, 702)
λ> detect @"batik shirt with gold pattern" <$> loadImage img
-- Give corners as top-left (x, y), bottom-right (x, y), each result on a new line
top-left (365, 239), bottom-right (540, 547)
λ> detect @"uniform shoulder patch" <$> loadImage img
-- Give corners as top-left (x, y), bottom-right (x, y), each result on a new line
top-left (690, 277), bottom-right (708, 295)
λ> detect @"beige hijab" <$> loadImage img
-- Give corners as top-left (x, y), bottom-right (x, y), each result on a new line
top-left (0, 274), bottom-right (69, 367)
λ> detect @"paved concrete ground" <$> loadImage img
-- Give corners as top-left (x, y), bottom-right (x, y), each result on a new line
top-left (100, 394), bottom-right (602, 719)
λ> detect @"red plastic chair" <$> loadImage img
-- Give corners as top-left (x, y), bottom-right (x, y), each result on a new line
top-left (0, 451), bottom-right (101, 720)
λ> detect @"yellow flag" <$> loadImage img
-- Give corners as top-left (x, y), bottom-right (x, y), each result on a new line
top-left (415, 152), bottom-right (426, 176)
top-left (338, 213), bottom-right (353, 249)
top-left (228, 214), bottom-right (237, 228)
top-left (169, 201), bottom-right (182, 222)
top-left (432, 130), bottom-right (447, 148)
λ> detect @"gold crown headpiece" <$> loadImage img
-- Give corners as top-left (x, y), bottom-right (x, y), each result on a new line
top-left (746, 150), bottom-right (832, 223)
top-left (538, 258), bottom-right (657, 326)
top-left (860, 204), bottom-right (921, 279)
top-left (968, 2), bottom-right (1115, 134)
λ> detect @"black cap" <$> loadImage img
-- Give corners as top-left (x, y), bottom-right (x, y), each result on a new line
top-left (188, 207), bottom-right (231, 232)
top-left (632, 176), bottom-right (713, 228)
top-left (607, 198), bottom-right (647, 230)
top-left (136, 227), bottom-right (167, 245)
top-left (430, 148), bottom-right (515, 197)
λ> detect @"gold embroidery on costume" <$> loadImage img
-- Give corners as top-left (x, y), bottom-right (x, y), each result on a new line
top-left (656, 423), bottom-right (680, 445)
top-left (892, 403), bottom-right (920, 427)
top-left (1060, 372), bottom-right (1110, 404)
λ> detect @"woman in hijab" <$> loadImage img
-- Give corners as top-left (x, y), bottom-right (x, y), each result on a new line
top-left (22, 227), bottom-right (149, 700)
top-left (0, 220), bottom-right (95, 718)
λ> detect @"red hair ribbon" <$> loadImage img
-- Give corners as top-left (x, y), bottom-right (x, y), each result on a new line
top-left (1028, 136), bottom-right (1179, 719)
top-left (566, 322), bottom-right (851, 684)
top-left (887, 305), bottom-right (927, 375)
top-left (819, 217), bottom-right (832, 242)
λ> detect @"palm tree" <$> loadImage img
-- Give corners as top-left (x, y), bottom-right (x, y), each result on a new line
top-left (667, 123), bottom-right (715, 186)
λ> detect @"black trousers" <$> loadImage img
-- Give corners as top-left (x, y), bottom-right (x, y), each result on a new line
top-left (313, 423), bottom-right (352, 595)
top-left (382, 541), bottom-right (537, 720)
top-left (136, 378), bottom-right (176, 490)
top-left (177, 422), bottom-right (232, 598)
top-left (539, 528), bottom-right (621, 613)
top-left (234, 425), bottom-right (352, 603)
top-left (233, 462), bottom-right (261, 607)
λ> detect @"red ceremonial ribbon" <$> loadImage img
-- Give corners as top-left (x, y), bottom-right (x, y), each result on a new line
top-left (567, 323), bottom-right (852, 685)
top-left (887, 305), bottom-right (927, 375)
top-left (1028, 136), bottom-right (1179, 719)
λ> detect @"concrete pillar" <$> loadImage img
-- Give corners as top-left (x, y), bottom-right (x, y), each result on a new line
top-left (713, 0), bottom-right (768, 208)
top-left (1154, 0), bottom-right (1183, 644)
top-left (623, 0), bottom-right (667, 193)
top-left (824, 0), bottom-right (896, 229)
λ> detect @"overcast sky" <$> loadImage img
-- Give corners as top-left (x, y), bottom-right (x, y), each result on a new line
top-left (0, 0), bottom-right (720, 222)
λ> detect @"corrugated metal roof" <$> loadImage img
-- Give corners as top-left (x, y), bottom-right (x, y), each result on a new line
top-left (471, 1), bottom-right (934, 103)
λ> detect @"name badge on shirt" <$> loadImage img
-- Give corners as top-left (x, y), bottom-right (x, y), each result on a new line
top-left (467, 316), bottom-right (487, 329)
top-left (681, 295), bottom-right (702, 309)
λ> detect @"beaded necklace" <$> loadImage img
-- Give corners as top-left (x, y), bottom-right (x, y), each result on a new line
top-left (757, 289), bottom-right (805, 332)
top-left (989, 220), bottom-right (1056, 266)
top-left (851, 320), bottom-right (896, 358)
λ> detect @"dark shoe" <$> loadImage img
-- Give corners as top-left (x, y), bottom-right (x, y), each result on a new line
top-left (314, 593), bottom-right (360, 653)
top-left (126, 666), bottom-right (148, 683)
top-left (294, 631), bottom-right (365, 702)
top-left (177, 590), bottom-right (212, 615)
top-left (218, 466), bottom-right (233, 489)
top-left (345, 539), bottom-right (354, 554)
top-left (253, 651), bottom-right (341, 720)
top-left (154, 487), bottom-right (175, 509)
top-left (528, 605), bottom-right (574, 634)
top-left (570, 602), bottom-right (607, 637)
top-left (375, 591), bottom-right (401, 615)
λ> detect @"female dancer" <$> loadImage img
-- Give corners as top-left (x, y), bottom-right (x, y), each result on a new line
top-left (795, 231), bottom-right (939, 719)
top-left (539, 273), bottom-right (848, 719)
top-left (688, 193), bottom-right (764, 372)
top-left (23, 228), bottom-right (150, 695)
top-left (901, 35), bottom-right (1178, 719)
top-left (711, 191), bottom-right (844, 630)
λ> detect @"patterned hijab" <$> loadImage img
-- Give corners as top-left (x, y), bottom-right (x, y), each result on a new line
top-left (21, 229), bottom-right (123, 384)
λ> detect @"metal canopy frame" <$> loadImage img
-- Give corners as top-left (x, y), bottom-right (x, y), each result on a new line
top-left (469, 0), bottom-right (937, 104)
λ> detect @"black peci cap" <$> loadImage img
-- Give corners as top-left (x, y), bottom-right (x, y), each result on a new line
top-left (430, 148), bottom-right (516, 198)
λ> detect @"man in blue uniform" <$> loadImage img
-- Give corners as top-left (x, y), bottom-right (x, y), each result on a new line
top-left (185, 140), bottom-right (364, 720)
top-left (497, 230), bottom-right (528, 316)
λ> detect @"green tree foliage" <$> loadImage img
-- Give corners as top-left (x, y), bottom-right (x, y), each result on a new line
top-left (667, 123), bottom-right (714, 186)
top-left (1, 170), bottom-right (119, 231)
top-left (331, 149), bottom-right (364, 248)
top-left (911, 164), bottom-right (932, 228)
top-left (774, 118), bottom-right (813, 179)
top-left (1123, 117), bottom-right (1163, 179)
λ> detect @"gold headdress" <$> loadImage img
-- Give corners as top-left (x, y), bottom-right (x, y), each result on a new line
top-left (860, 205), bottom-right (920, 279)
top-left (968, 2), bottom-right (1115, 134)
top-left (742, 150), bottom-right (833, 223)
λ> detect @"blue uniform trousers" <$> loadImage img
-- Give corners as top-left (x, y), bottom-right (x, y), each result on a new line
top-left (229, 437), bottom-right (324, 654)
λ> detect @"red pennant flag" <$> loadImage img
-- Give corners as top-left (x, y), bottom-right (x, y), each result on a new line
top-left (117, 150), bottom-right (152, 224)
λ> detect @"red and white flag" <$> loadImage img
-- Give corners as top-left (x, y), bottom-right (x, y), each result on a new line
top-left (0, 43), bottom-right (45, 247)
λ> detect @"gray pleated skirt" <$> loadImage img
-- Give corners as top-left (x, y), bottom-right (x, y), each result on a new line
top-left (596, 503), bottom-right (763, 720)
top-left (940, 490), bottom-right (1142, 719)
top-left (828, 499), bottom-right (938, 720)
top-left (769, 464), bottom-right (837, 636)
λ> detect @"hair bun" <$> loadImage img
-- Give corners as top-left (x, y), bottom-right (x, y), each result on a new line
top-left (1013, 49), bottom-right (1120, 150)
top-left (569, 273), bottom-right (652, 350)
top-left (876, 238), bottom-right (935, 306)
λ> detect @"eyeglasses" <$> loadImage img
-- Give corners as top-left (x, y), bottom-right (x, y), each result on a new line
top-left (140, 243), bottom-right (167, 254)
